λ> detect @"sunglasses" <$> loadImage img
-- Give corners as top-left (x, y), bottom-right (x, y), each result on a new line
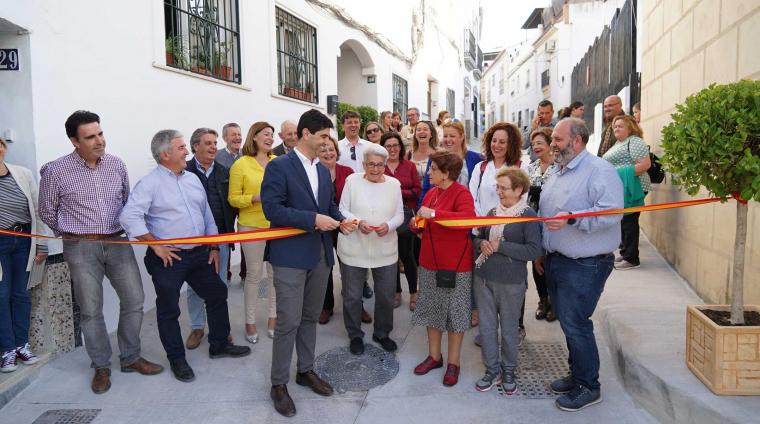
top-left (350, 145), bottom-right (356, 160)
top-left (366, 127), bottom-right (381, 134)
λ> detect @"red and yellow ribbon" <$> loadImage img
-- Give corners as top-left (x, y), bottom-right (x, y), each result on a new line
top-left (0, 197), bottom-right (724, 245)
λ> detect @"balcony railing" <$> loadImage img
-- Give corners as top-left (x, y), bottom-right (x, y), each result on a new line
top-left (464, 29), bottom-right (476, 71)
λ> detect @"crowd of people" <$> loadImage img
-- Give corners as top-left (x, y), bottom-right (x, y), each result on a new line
top-left (0, 96), bottom-right (650, 417)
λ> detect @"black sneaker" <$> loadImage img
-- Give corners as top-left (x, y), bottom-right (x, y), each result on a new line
top-left (550, 375), bottom-right (575, 394)
top-left (349, 337), bottom-right (365, 355)
top-left (169, 358), bottom-right (195, 382)
top-left (555, 385), bottom-right (602, 411)
top-left (209, 342), bottom-right (251, 359)
top-left (372, 335), bottom-right (398, 352)
top-left (362, 283), bottom-right (373, 299)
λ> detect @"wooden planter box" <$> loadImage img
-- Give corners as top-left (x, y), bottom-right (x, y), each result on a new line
top-left (686, 305), bottom-right (760, 395)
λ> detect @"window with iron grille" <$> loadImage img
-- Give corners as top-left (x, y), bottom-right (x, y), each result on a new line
top-left (446, 88), bottom-right (455, 116)
top-left (276, 7), bottom-right (318, 103)
top-left (164, 0), bottom-right (241, 84)
top-left (393, 74), bottom-right (408, 117)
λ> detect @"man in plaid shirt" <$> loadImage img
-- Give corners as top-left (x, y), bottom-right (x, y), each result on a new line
top-left (39, 110), bottom-right (163, 394)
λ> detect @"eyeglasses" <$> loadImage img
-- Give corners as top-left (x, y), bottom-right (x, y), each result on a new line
top-left (365, 162), bottom-right (385, 169)
top-left (384, 143), bottom-right (400, 149)
top-left (366, 127), bottom-right (381, 134)
top-left (350, 145), bottom-right (356, 160)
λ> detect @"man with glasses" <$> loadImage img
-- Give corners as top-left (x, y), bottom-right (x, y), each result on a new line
top-left (337, 111), bottom-right (369, 173)
top-left (596, 95), bottom-right (626, 157)
top-left (400, 107), bottom-right (420, 152)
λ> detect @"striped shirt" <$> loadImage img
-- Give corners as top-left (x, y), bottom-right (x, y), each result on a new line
top-left (0, 171), bottom-right (31, 229)
top-left (39, 152), bottom-right (130, 235)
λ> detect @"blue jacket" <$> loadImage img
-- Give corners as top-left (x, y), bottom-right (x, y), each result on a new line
top-left (261, 150), bottom-right (344, 269)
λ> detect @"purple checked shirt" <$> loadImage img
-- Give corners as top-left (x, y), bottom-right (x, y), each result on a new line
top-left (39, 152), bottom-right (130, 235)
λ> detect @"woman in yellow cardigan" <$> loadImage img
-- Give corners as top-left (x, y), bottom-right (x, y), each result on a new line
top-left (229, 122), bottom-right (276, 344)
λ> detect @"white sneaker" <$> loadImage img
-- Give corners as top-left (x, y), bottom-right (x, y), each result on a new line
top-left (16, 343), bottom-right (39, 365)
top-left (1, 350), bottom-right (18, 372)
top-left (614, 255), bottom-right (625, 263)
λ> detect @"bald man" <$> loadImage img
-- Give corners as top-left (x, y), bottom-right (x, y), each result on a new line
top-left (596, 95), bottom-right (625, 157)
top-left (273, 121), bottom-right (298, 156)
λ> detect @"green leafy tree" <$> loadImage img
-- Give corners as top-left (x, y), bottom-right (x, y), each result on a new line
top-left (661, 80), bottom-right (760, 324)
top-left (337, 103), bottom-right (379, 139)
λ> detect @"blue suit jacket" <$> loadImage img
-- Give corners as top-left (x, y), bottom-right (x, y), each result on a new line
top-left (261, 150), bottom-right (344, 269)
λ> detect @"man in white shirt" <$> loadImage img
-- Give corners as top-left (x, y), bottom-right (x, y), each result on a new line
top-left (337, 111), bottom-right (369, 173)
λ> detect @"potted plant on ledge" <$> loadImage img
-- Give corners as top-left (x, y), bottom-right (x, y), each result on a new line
top-left (661, 79), bottom-right (760, 395)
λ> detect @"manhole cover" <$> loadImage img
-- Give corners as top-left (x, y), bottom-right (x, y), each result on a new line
top-left (496, 342), bottom-right (569, 399)
top-left (313, 344), bottom-right (399, 393)
top-left (33, 409), bottom-right (100, 424)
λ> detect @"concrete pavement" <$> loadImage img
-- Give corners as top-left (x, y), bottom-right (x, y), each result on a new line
top-left (2, 233), bottom-right (743, 424)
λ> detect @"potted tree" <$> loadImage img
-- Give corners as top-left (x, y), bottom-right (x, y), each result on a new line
top-left (661, 79), bottom-right (760, 395)
top-left (212, 41), bottom-right (233, 81)
top-left (165, 36), bottom-right (188, 69)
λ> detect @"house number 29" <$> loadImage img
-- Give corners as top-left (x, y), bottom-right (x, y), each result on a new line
top-left (0, 49), bottom-right (19, 71)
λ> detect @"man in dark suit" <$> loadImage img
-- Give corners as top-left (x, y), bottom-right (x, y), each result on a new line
top-left (272, 120), bottom-right (298, 156)
top-left (184, 128), bottom-right (236, 350)
top-left (262, 109), bottom-right (355, 417)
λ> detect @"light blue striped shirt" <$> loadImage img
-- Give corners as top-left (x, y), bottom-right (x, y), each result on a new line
top-left (539, 150), bottom-right (623, 258)
top-left (120, 165), bottom-right (218, 248)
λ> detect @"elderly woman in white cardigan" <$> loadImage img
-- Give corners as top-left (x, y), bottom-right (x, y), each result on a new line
top-left (338, 143), bottom-right (404, 355)
top-left (0, 137), bottom-right (50, 372)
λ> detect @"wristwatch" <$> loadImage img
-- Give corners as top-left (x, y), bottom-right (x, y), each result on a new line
top-left (431, 210), bottom-right (436, 219)
top-left (567, 212), bottom-right (576, 226)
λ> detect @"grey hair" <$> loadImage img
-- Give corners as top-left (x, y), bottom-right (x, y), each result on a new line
top-left (151, 129), bottom-right (182, 163)
top-left (562, 117), bottom-right (589, 144)
top-left (189, 127), bottom-right (218, 153)
top-left (408, 107), bottom-right (420, 115)
top-left (363, 143), bottom-right (389, 162)
top-left (222, 122), bottom-right (240, 137)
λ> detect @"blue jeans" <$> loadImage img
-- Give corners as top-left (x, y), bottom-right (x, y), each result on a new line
top-left (0, 233), bottom-right (32, 352)
top-left (187, 244), bottom-right (230, 330)
top-left (144, 247), bottom-right (230, 361)
top-left (545, 252), bottom-right (614, 391)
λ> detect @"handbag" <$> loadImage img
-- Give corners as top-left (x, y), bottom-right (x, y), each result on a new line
top-left (627, 140), bottom-right (665, 184)
top-left (427, 219), bottom-right (469, 289)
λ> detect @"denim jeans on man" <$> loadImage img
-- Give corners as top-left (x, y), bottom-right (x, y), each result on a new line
top-left (545, 252), bottom-right (614, 391)
top-left (0, 233), bottom-right (32, 352)
top-left (186, 243), bottom-right (230, 330)
top-left (63, 236), bottom-right (145, 368)
top-left (144, 246), bottom-right (230, 361)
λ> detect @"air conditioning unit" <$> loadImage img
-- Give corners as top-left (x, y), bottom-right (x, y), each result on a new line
top-left (545, 40), bottom-right (557, 53)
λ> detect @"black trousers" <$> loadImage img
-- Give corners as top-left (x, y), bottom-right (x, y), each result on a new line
top-left (323, 232), bottom-right (339, 311)
top-left (532, 262), bottom-right (548, 299)
top-left (145, 247), bottom-right (230, 361)
top-left (620, 212), bottom-right (641, 265)
top-left (395, 232), bottom-right (418, 294)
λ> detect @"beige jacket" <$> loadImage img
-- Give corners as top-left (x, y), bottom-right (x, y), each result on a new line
top-left (1, 163), bottom-right (51, 286)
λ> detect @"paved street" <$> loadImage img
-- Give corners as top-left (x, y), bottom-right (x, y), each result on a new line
top-left (0, 238), bottom-right (670, 424)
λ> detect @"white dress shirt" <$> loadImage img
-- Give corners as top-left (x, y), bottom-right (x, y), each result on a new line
top-left (294, 147), bottom-right (320, 202)
top-left (337, 137), bottom-right (370, 173)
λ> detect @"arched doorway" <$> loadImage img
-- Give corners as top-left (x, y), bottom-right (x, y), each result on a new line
top-left (336, 39), bottom-right (377, 108)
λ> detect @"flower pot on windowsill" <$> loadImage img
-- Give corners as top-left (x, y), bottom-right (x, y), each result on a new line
top-left (686, 305), bottom-right (760, 395)
top-left (282, 87), bottom-right (313, 102)
top-left (166, 52), bottom-right (174, 66)
top-left (190, 66), bottom-right (213, 76)
top-left (214, 65), bottom-right (233, 81)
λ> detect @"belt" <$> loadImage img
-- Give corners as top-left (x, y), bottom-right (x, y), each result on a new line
top-left (547, 252), bottom-right (613, 260)
top-left (175, 245), bottom-right (207, 253)
top-left (3, 223), bottom-right (31, 233)
top-left (64, 230), bottom-right (125, 240)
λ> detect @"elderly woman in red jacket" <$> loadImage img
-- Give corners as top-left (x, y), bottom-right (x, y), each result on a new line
top-left (409, 151), bottom-right (476, 387)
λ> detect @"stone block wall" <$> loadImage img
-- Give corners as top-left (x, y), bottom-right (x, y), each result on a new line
top-left (640, 0), bottom-right (760, 305)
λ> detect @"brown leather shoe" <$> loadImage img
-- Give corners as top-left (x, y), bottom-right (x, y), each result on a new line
top-left (295, 370), bottom-right (333, 396)
top-left (185, 329), bottom-right (204, 350)
top-left (271, 384), bottom-right (296, 417)
top-left (91, 367), bottom-right (111, 394)
top-left (121, 357), bottom-right (164, 375)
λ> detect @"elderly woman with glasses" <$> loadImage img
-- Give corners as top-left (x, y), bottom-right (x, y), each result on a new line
top-left (337, 144), bottom-right (404, 355)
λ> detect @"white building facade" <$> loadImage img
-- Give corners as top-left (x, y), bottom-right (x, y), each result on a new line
top-left (0, 0), bottom-right (483, 330)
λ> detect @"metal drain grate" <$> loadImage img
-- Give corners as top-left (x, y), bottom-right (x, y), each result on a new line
top-left (33, 409), bottom-right (100, 424)
top-left (314, 344), bottom-right (399, 393)
top-left (495, 342), bottom-right (569, 399)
